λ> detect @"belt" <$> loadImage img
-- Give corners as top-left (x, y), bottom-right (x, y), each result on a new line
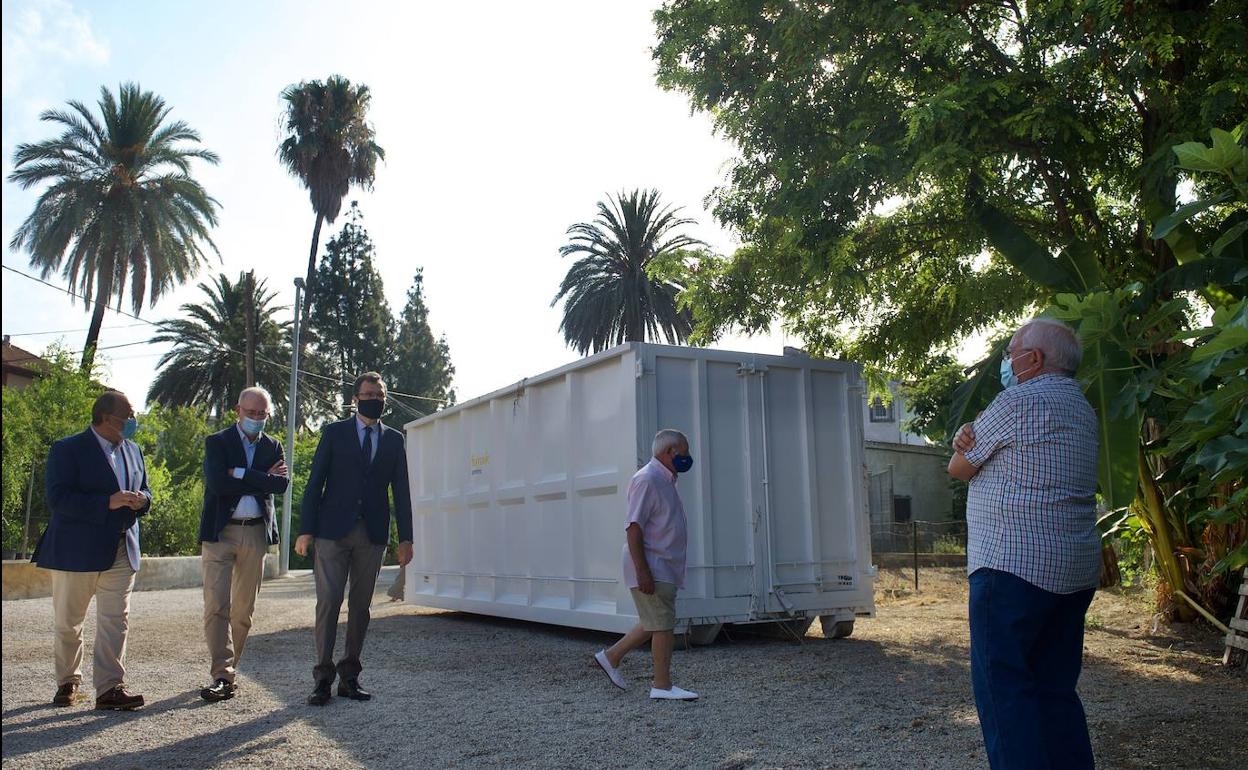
top-left (227, 518), bottom-right (265, 526)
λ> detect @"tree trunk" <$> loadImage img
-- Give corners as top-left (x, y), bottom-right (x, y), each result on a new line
top-left (80, 298), bottom-right (108, 372)
top-left (299, 213), bottom-right (324, 360)
top-left (80, 264), bottom-right (114, 373)
top-left (244, 270), bottom-right (257, 386)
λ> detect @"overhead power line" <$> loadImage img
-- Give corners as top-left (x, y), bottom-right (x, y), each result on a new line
top-left (4, 322), bottom-right (150, 337)
top-left (2, 263), bottom-right (451, 405)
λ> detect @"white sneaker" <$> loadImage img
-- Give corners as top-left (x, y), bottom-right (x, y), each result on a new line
top-left (649, 685), bottom-right (699, 700)
top-left (594, 650), bottom-right (628, 690)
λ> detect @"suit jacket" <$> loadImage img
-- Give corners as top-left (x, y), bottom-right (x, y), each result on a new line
top-left (200, 425), bottom-right (288, 546)
top-left (33, 428), bottom-right (151, 572)
top-left (299, 417), bottom-right (412, 546)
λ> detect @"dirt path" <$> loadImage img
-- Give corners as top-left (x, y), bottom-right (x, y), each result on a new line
top-left (2, 567), bottom-right (1243, 769)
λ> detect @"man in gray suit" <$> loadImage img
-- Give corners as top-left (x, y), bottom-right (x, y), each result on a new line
top-left (296, 372), bottom-right (414, 706)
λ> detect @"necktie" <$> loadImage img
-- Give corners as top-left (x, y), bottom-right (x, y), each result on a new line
top-left (361, 425), bottom-right (373, 465)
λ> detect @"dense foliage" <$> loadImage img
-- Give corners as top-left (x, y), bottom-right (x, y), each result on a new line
top-left (308, 202), bottom-right (396, 407)
top-left (653, 1), bottom-right (1247, 619)
top-left (387, 269), bottom-right (456, 417)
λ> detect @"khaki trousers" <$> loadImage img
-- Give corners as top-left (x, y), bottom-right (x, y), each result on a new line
top-left (313, 519), bottom-right (386, 683)
top-left (51, 540), bottom-right (136, 697)
top-left (202, 522), bottom-right (268, 683)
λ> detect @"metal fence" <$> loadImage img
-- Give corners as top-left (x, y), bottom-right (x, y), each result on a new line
top-left (871, 519), bottom-right (967, 591)
top-left (871, 519), bottom-right (967, 555)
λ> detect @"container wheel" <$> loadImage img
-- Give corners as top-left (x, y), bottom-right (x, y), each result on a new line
top-left (822, 618), bottom-right (854, 639)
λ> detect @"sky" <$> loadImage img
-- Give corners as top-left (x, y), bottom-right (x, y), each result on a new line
top-left (1, 0), bottom-right (795, 412)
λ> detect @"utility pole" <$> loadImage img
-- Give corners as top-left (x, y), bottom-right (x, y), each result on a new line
top-left (244, 270), bottom-right (257, 386)
top-left (280, 277), bottom-right (305, 577)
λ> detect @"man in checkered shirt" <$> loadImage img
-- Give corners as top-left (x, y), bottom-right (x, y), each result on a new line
top-left (948, 318), bottom-right (1100, 770)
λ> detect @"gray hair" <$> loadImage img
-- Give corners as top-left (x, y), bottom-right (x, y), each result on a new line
top-left (652, 429), bottom-right (688, 457)
top-left (1016, 318), bottom-right (1082, 374)
top-left (238, 386), bottom-right (273, 408)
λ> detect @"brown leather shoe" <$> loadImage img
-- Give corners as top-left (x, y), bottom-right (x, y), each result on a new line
top-left (52, 682), bottom-right (84, 706)
top-left (95, 685), bottom-right (144, 711)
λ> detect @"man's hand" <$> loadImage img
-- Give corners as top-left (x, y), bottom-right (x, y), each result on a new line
top-left (637, 569), bottom-right (656, 595)
top-left (397, 541), bottom-right (413, 567)
top-left (268, 460), bottom-right (289, 478)
top-left (953, 422), bottom-right (977, 454)
top-left (109, 491), bottom-right (143, 510)
top-left (294, 534), bottom-right (314, 557)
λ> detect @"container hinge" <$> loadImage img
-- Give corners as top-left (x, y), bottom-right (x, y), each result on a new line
top-left (737, 362), bottom-right (768, 376)
top-left (635, 360), bottom-right (650, 379)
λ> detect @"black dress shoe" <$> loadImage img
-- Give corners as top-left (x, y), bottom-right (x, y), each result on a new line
top-left (337, 678), bottom-right (371, 701)
top-left (95, 685), bottom-right (144, 711)
top-left (307, 680), bottom-right (333, 706)
top-left (200, 678), bottom-right (237, 702)
top-left (53, 682), bottom-right (84, 706)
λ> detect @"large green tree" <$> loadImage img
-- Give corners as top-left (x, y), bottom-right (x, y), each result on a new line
top-left (387, 269), bottom-right (456, 417)
top-left (308, 202), bottom-right (396, 407)
top-left (653, 1), bottom-right (1247, 618)
top-left (652, 1), bottom-right (1245, 369)
top-left (147, 272), bottom-right (291, 418)
top-left (8, 83), bottom-right (220, 370)
top-left (553, 188), bottom-right (704, 354)
top-left (278, 75), bottom-right (384, 345)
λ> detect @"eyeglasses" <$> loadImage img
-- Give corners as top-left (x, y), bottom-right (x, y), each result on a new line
top-left (239, 408), bottom-right (270, 419)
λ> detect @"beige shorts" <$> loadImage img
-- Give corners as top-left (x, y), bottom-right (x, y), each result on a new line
top-left (630, 581), bottom-right (678, 632)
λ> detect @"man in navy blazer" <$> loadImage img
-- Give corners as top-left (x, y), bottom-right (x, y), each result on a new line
top-left (198, 386), bottom-right (289, 703)
top-left (296, 371), bottom-right (414, 706)
top-left (34, 390), bottom-right (150, 711)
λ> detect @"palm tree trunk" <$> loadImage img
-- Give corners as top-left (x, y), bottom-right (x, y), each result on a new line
top-left (81, 262), bottom-right (114, 373)
top-left (81, 296), bottom-right (108, 372)
top-left (299, 213), bottom-right (325, 353)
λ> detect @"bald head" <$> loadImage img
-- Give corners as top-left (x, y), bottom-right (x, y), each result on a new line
top-left (1013, 319), bottom-right (1082, 376)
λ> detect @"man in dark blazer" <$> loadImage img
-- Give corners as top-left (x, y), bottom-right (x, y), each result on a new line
top-left (198, 386), bottom-right (289, 703)
top-left (296, 371), bottom-right (414, 706)
top-left (34, 390), bottom-right (151, 711)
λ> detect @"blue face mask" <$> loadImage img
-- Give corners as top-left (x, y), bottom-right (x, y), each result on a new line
top-left (999, 356), bottom-right (1018, 390)
top-left (240, 416), bottom-right (266, 435)
top-left (673, 454), bottom-right (694, 474)
top-left (121, 417), bottom-right (138, 440)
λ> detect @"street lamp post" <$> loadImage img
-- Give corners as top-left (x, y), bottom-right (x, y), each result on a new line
top-left (280, 277), bottom-right (305, 576)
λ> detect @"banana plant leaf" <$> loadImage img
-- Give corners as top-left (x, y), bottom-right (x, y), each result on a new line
top-left (944, 339), bottom-right (1006, 443)
top-left (974, 202), bottom-right (1102, 292)
top-left (1078, 334), bottom-right (1141, 512)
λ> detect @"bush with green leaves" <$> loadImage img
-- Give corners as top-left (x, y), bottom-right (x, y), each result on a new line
top-left (1, 346), bottom-right (99, 554)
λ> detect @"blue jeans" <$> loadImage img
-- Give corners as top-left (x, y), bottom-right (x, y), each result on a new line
top-left (969, 568), bottom-right (1096, 770)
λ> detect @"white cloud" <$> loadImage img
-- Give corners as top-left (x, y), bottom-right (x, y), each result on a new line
top-left (2, 0), bottom-right (109, 98)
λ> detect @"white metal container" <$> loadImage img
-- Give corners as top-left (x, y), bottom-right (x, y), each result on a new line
top-left (402, 342), bottom-right (875, 638)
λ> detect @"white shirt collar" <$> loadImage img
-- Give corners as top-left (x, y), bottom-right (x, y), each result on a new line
top-left (90, 426), bottom-right (121, 453)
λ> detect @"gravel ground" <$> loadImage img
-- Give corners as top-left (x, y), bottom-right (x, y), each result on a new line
top-left (2, 567), bottom-right (1244, 769)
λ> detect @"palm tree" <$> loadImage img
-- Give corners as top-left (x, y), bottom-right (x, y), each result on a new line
top-left (147, 273), bottom-right (291, 420)
top-left (8, 83), bottom-right (220, 371)
top-left (278, 75), bottom-right (384, 340)
top-left (553, 189), bottom-right (704, 354)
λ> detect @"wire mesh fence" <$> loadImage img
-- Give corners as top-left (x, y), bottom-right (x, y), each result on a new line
top-left (871, 519), bottom-right (967, 591)
top-left (871, 519), bottom-right (968, 556)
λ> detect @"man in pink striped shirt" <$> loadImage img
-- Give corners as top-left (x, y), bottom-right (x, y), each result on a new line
top-left (594, 429), bottom-right (698, 701)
